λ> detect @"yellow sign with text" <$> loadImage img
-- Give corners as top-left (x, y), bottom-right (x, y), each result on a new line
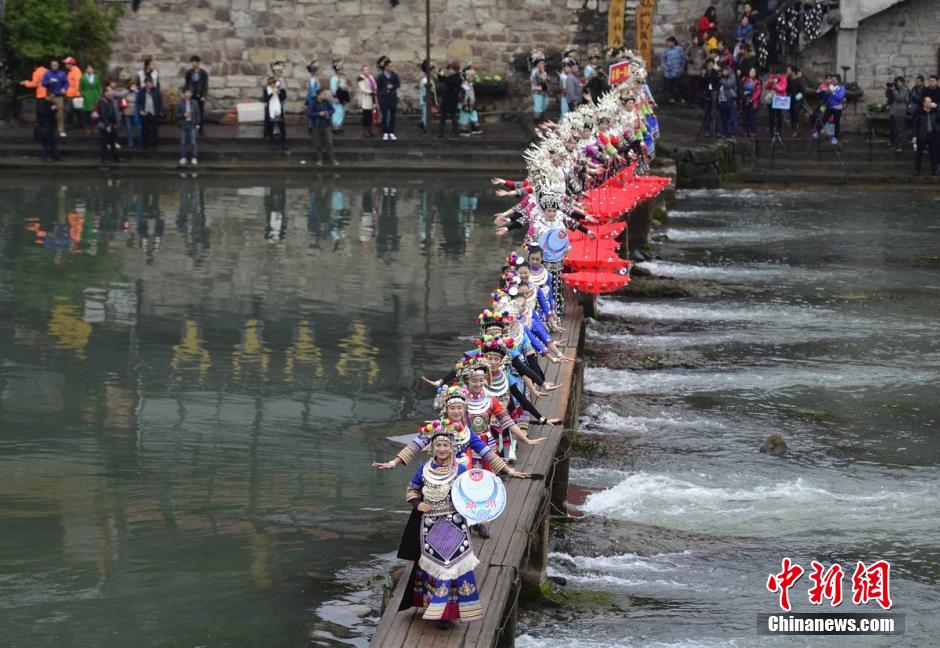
top-left (636, 0), bottom-right (656, 70)
top-left (608, 0), bottom-right (625, 49)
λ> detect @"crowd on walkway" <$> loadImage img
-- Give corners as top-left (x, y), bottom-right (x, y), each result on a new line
top-left (23, 54), bottom-right (205, 165)
top-left (367, 52), bottom-right (658, 629)
top-left (654, 3), bottom-right (940, 175)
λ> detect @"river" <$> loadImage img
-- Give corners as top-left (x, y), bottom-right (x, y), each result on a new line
top-left (518, 188), bottom-right (940, 647)
top-left (3, 179), bottom-right (938, 647)
top-left (0, 174), bottom-right (504, 647)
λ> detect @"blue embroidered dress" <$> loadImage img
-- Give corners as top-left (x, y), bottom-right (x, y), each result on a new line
top-left (405, 461), bottom-right (483, 622)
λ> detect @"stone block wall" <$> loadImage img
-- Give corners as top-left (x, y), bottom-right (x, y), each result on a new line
top-left (110, 0), bottom-right (615, 113)
top-left (854, 0), bottom-right (940, 93)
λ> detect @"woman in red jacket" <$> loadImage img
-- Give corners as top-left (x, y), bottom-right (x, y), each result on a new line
top-left (698, 6), bottom-right (718, 42)
top-left (765, 69), bottom-right (788, 137)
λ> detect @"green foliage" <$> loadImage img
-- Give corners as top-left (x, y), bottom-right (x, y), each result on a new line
top-left (3, 0), bottom-right (123, 80)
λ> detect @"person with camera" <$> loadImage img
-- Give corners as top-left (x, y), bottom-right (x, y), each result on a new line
top-left (912, 96), bottom-right (940, 176)
top-left (886, 76), bottom-right (910, 153)
top-left (438, 62), bottom-right (462, 140)
top-left (262, 76), bottom-right (288, 152)
top-left (307, 87), bottom-right (337, 165)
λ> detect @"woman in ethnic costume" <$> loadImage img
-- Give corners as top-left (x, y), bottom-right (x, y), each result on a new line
top-left (397, 423), bottom-right (530, 628)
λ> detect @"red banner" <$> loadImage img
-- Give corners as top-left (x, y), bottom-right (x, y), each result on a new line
top-left (609, 60), bottom-right (630, 86)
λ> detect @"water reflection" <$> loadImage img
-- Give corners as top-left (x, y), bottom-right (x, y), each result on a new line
top-left (0, 173), bottom-right (504, 647)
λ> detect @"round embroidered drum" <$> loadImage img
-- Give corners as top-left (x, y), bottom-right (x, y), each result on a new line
top-left (451, 468), bottom-right (507, 524)
top-left (538, 227), bottom-right (570, 263)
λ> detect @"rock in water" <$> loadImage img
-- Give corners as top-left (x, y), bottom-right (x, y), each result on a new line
top-left (760, 432), bottom-right (788, 456)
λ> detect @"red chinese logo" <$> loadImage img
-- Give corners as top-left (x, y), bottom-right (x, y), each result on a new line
top-left (851, 560), bottom-right (893, 610)
top-left (808, 561), bottom-right (844, 606)
top-left (766, 557), bottom-right (804, 612)
top-left (767, 559), bottom-right (893, 611)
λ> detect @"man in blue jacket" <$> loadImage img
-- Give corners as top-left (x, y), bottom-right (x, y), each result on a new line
top-left (376, 56), bottom-right (400, 140)
top-left (307, 87), bottom-right (336, 165)
top-left (42, 59), bottom-right (69, 137)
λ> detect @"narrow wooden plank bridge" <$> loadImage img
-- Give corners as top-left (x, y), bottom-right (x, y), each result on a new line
top-left (370, 294), bottom-right (587, 648)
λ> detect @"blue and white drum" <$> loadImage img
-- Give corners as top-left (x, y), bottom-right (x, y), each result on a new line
top-left (451, 468), bottom-right (507, 524)
top-left (539, 227), bottom-right (570, 263)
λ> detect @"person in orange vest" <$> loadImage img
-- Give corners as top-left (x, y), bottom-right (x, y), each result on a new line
top-left (64, 56), bottom-right (82, 127)
top-left (20, 64), bottom-right (49, 99)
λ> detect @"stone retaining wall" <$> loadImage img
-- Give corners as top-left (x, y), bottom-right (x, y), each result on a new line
top-left (110, 0), bottom-right (615, 113)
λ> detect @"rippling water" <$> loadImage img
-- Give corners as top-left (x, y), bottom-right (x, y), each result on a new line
top-left (0, 174), bottom-right (501, 647)
top-left (520, 189), bottom-right (940, 647)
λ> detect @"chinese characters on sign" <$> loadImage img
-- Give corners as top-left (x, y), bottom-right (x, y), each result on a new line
top-left (636, 0), bottom-right (656, 70)
top-left (607, 0), bottom-right (625, 49)
top-left (767, 559), bottom-right (892, 611)
top-left (608, 61), bottom-right (630, 86)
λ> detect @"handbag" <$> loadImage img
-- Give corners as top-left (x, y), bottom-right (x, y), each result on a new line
top-left (762, 89), bottom-right (774, 105)
top-left (336, 87), bottom-right (350, 103)
top-left (371, 106), bottom-right (381, 124)
top-left (72, 96), bottom-right (84, 110)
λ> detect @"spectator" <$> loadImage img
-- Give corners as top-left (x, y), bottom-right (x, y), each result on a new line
top-left (122, 79), bottom-right (141, 148)
top-left (94, 82), bottom-right (120, 164)
top-left (765, 68), bottom-right (787, 137)
top-left (812, 73), bottom-right (845, 145)
top-left (717, 65), bottom-right (738, 138)
top-left (357, 64), bottom-right (378, 137)
top-left (661, 36), bottom-right (686, 104)
top-left (137, 78), bottom-right (162, 151)
top-left (701, 60), bottom-right (720, 138)
top-left (418, 59), bottom-right (436, 132)
top-left (183, 55), bottom-right (209, 131)
top-left (583, 49), bottom-right (601, 82)
top-left (330, 59), bottom-right (350, 134)
top-left (559, 58), bottom-right (571, 117)
top-left (735, 16), bottom-right (754, 44)
top-left (787, 65), bottom-right (804, 138)
top-left (909, 75), bottom-right (926, 114)
top-left (42, 59), bottom-right (69, 137)
top-left (926, 75), bottom-right (940, 107)
top-left (20, 63), bottom-right (49, 100)
top-left (705, 30), bottom-right (720, 52)
top-left (583, 68), bottom-right (609, 106)
top-left (307, 87), bottom-right (337, 165)
top-left (35, 98), bottom-right (61, 162)
top-left (376, 56), bottom-right (400, 140)
top-left (262, 76), bottom-right (288, 151)
top-left (138, 58), bottom-right (160, 88)
top-left (438, 62), bottom-right (462, 139)
top-left (699, 6), bottom-right (718, 42)
top-left (64, 57), bottom-right (82, 127)
top-left (79, 64), bottom-right (102, 132)
top-left (686, 35), bottom-right (708, 102)
top-left (912, 96), bottom-right (940, 176)
top-left (887, 76), bottom-right (910, 153)
top-left (564, 61), bottom-right (582, 113)
top-left (734, 42), bottom-right (756, 80)
top-left (176, 87), bottom-right (201, 166)
top-left (741, 67), bottom-right (761, 138)
top-left (459, 64), bottom-right (483, 137)
top-left (530, 51), bottom-right (550, 124)
top-left (305, 59), bottom-right (321, 133)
